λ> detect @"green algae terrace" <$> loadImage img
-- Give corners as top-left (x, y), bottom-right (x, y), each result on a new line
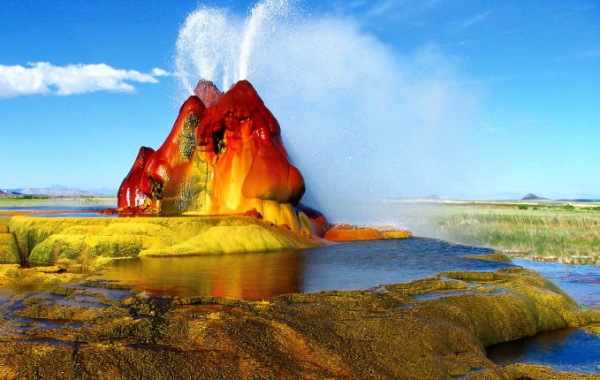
top-left (7, 215), bottom-right (319, 270)
top-left (0, 258), bottom-right (598, 379)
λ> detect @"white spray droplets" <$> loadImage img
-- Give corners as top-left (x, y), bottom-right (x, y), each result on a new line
top-left (174, 0), bottom-right (293, 97)
top-left (172, 0), bottom-right (480, 220)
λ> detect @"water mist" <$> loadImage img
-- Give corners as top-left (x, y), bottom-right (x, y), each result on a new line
top-left (173, 0), bottom-right (479, 231)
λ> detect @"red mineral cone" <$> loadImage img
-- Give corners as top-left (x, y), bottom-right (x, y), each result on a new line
top-left (117, 146), bottom-right (156, 213)
top-left (117, 79), bottom-right (328, 236)
top-left (198, 80), bottom-right (305, 209)
top-left (144, 96), bottom-right (205, 202)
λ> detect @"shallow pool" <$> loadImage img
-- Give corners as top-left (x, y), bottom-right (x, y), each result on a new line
top-left (95, 236), bottom-right (600, 375)
top-left (487, 327), bottom-right (600, 374)
top-left (514, 259), bottom-right (600, 309)
top-left (98, 238), bottom-right (511, 299)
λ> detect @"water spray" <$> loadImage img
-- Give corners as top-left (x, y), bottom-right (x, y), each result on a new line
top-left (174, 0), bottom-right (292, 95)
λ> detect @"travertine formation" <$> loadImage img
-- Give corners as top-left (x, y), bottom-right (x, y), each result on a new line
top-left (0, 263), bottom-right (597, 379)
top-left (118, 80), bottom-right (327, 236)
top-left (8, 215), bottom-right (319, 270)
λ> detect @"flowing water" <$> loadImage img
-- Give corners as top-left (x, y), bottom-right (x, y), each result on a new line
top-left (172, 0), bottom-right (480, 214)
top-left (174, 0), bottom-right (294, 95)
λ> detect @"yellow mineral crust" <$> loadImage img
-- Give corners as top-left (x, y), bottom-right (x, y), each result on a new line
top-left (8, 216), bottom-right (319, 270)
top-left (0, 231), bottom-right (597, 378)
top-left (0, 266), bottom-right (600, 380)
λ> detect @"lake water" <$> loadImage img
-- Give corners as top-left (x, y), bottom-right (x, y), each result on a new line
top-left (487, 327), bottom-right (600, 374)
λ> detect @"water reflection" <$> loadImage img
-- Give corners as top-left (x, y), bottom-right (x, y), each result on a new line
top-left (98, 238), bottom-right (513, 299)
top-left (98, 250), bottom-right (303, 299)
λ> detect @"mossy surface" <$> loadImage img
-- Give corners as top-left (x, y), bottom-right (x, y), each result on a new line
top-left (9, 216), bottom-right (319, 269)
top-left (0, 218), bottom-right (9, 233)
top-left (502, 364), bottom-right (600, 380)
top-left (0, 233), bottom-right (20, 264)
top-left (2, 216), bottom-right (599, 378)
top-left (0, 264), bottom-right (86, 288)
top-left (464, 251), bottom-right (514, 264)
top-left (431, 268), bottom-right (587, 343)
top-left (0, 266), bottom-right (595, 379)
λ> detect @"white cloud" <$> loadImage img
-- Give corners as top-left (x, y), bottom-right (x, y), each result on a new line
top-left (0, 62), bottom-right (169, 98)
top-left (151, 67), bottom-right (170, 77)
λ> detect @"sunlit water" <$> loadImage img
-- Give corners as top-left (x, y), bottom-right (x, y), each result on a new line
top-left (97, 238), bottom-right (507, 299)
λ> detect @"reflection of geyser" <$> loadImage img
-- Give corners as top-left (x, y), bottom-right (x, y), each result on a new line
top-left (101, 251), bottom-right (302, 299)
top-left (174, 1), bottom-right (478, 228)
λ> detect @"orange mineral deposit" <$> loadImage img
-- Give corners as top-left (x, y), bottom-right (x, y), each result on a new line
top-left (117, 80), bottom-right (328, 236)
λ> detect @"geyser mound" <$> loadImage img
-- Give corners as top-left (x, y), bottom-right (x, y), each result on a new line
top-left (118, 79), bottom-right (328, 237)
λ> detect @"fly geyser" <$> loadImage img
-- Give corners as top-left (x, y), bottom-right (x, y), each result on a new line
top-left (118, 79), bottom-right (328, 237)
top-left (6, 78), bottom-right (407, 271)
top-left (7, 0), bottom-right (412, 270)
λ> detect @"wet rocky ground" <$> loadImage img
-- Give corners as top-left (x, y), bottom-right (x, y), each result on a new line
top-left (0, 262), bottom-right (598, 379)
top-left (1, 216), bottom-right (600, 379)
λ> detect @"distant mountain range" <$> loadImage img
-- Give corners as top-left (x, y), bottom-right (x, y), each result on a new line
top-left (555, 198), bottom-right (600, 203)
top-left (520, 193), bottom-right (600, 203)
top-left (0, 187), bottom-right (116, 197)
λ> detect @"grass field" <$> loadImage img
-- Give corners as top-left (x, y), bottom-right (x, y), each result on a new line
top-left (431, 201), bottom-right (600, 265)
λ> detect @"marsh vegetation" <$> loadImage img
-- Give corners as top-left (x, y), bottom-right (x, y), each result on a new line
top-left (432, 202), bottom-right (600, 265)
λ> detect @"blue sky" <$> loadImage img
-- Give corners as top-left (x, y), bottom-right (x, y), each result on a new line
top-left (1, 0), bottom-right (599, 204)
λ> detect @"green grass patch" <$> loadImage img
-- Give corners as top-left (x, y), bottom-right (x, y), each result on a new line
top-left (431, 202), bottom-right (600, 265)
